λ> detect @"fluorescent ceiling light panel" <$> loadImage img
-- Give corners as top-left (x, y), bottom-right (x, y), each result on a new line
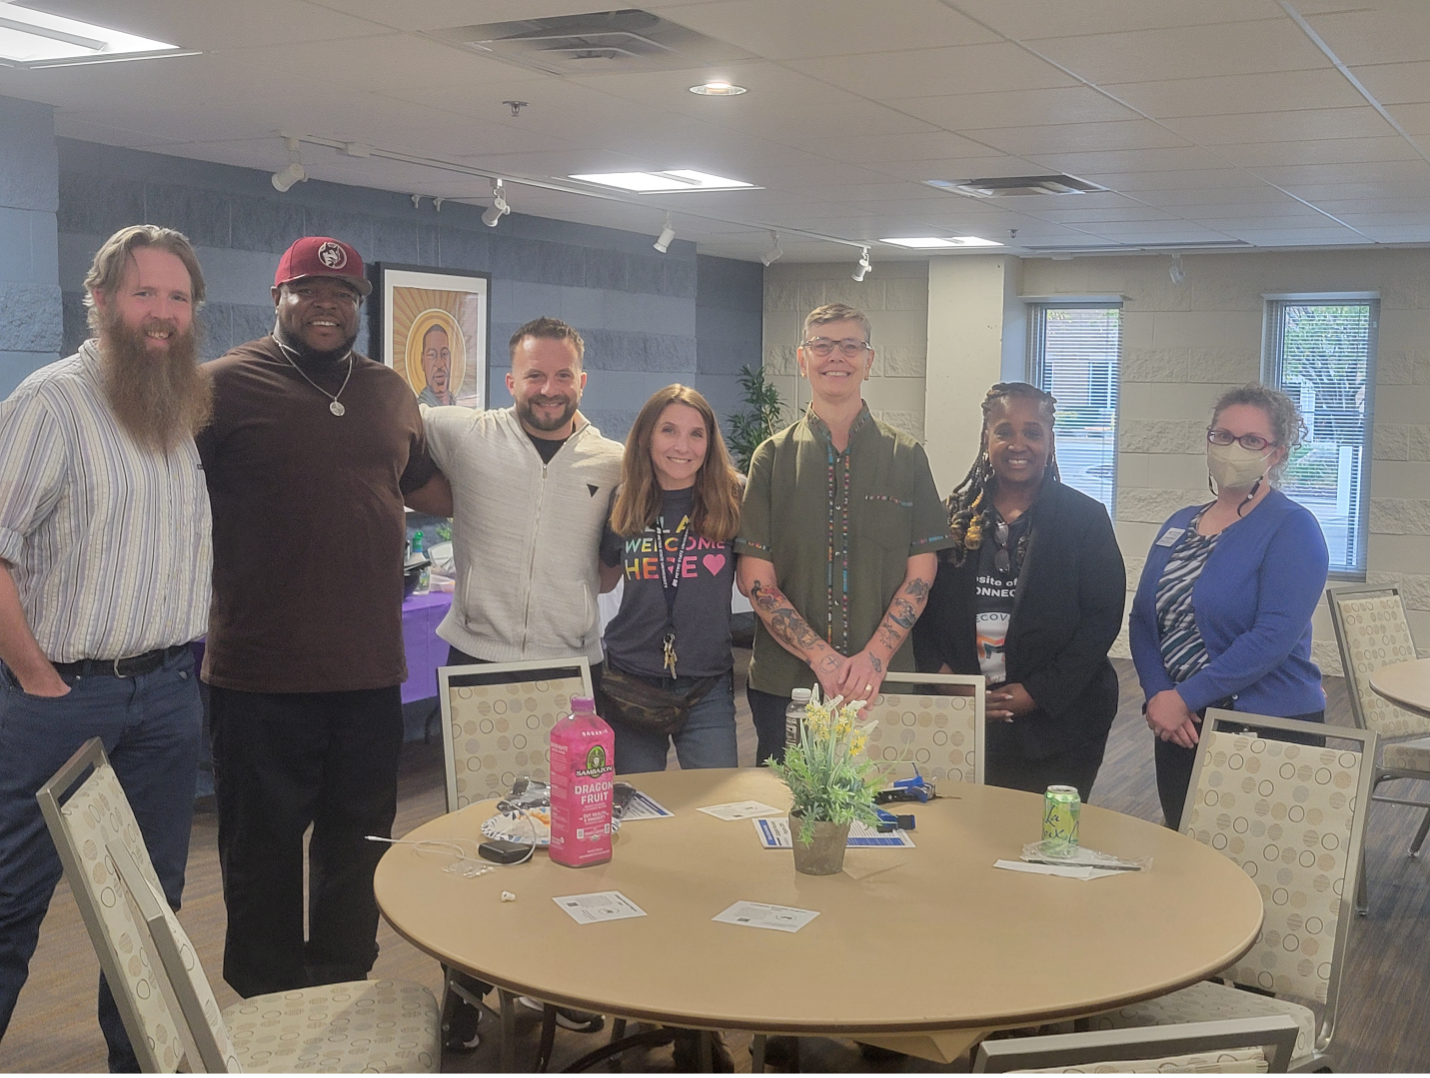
top-left (881, 236), bottom-right (1003, 248)
top-left (0, 4), bottom-right (184, 66)
top-left (568, 170), bottom-right (756, 192)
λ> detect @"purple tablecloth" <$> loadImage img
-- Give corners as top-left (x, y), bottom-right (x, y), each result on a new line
top-left (189, 590), bottom-right (454, 704)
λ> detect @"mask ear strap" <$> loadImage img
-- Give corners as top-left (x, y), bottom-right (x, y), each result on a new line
top-left (1236, 476), bottom-right (1263, 518)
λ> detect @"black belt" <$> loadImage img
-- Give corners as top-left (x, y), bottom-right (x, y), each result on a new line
top-left (52, 644), bottom-right (190, 679)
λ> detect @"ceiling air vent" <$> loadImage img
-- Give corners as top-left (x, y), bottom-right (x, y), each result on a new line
top-left (925, 175), bottom-right (1105, 197)
top-left (428, 8), bottom-right (752, 76)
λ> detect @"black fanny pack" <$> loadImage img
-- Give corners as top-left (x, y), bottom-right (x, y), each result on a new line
top-left (598, 665), bottom-right (721, 738)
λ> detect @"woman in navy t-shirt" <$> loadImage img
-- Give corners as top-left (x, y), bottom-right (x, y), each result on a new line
top-left (599, 385), bottom-right (743, 773)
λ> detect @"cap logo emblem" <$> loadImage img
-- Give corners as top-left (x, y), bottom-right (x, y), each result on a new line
top-left (317, 241), bottom-right (348, 269)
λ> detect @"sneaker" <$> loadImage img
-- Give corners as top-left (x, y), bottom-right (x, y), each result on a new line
top-left (516, 995), bottom-right (606, 1033)
top-left (441, 987), bottom-right (482, 1053)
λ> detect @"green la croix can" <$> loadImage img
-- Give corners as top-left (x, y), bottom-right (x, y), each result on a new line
top-left (1042, 785), bottom-right (1081, 853)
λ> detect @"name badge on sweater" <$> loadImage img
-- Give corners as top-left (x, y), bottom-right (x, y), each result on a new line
top-left (1155, 528), bottom-right (1184, 548)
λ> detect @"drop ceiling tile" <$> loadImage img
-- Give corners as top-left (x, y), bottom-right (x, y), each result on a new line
top-left (801, 181), bottom-right (948, 203)
top-left (1302, 6), bottom-right (1430, 67)
top-left (1233, 227), bottom-right (1369, 246)
top-left (1336, 212), bottom-right (1430, 229)
top-left (1167, 107), bottom-right (1394, 146)
top-left (1312, 197), bottom-right (1430, 216)
top-left (1383, 103), bottom-right (1430, 137)
top-left (750, 161), bottom-right (916, 187)
top-left (1222, 136), bottom-right (1423, 169)
top-left (873, 155), bottom-right (1048, 182)
top-left (1256, 159), bottom-right (1430, 186)
top-left (965, 119), bottom-right (1191, 156)
top-left (1133, 186), bottom-right (1297, 207)
top-left (1030, 146), bottom-right (1232, 175)
top-left (657, 0), bottom-right (999, 58)
top-left (1030, 206), bottom-right (1182, 224)
top-left (29, 0), bottom-right (391, 49)
top-left (808, 130), bottom-right (1006, 163)
top-left (1080, 169), bottom-right (1269, 192)
top-left (954, 0), bottom-right (1284, 40)
top-left (1279, 180), bottom-right (1430, 202)
top-left (788, 41), bottom-right (1078, 99)
top-left (1100, 69), bottom-right (1366, 119)
top-left (1350, 61), bottom-right (1430, 106)
top-left (1028, 20), bottom-right (1331, 84)
top-left (886, 86), bottom-right (1139, 129)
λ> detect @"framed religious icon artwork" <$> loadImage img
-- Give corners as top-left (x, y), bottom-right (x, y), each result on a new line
top-left (370, 263), bottom-right (491, 409)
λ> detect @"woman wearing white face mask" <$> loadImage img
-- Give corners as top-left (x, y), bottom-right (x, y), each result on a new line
top-left (1129, 384), bottom-right (1329, 829)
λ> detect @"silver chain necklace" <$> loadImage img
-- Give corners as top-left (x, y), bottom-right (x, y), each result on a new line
top-left (275, 337), bottom-right (353, 416)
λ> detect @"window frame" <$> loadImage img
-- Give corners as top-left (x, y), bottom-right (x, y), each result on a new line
top-left (1260, 293), bottom-right (1378, 581)
top-left (1026, 300), bottom-right (1124, 520)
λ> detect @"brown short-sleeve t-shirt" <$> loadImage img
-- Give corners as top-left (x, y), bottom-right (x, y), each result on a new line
top-left (197, 337), bottom-right (437, 693)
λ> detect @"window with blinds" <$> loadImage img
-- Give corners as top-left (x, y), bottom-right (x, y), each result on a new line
top-left (1029, 304), bottom-right (1122, 517)
top-left (1263, 297), bottom-right (1376, 577)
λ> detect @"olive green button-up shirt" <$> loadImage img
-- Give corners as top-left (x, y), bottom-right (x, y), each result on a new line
top-left (734, 404), bottom-right (955, 697)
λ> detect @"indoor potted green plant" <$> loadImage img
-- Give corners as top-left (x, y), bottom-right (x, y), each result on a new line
top-left (771, 688), bottom-right (884, 875)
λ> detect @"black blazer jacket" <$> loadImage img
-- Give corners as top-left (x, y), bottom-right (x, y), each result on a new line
top-left (913, 480), bottom-right (1127, 761)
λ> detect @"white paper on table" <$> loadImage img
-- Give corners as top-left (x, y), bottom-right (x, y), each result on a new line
top-left (753, 817), bottom-right (915, 849)
top-left (994, 859), bottom-right (1126, 881)
top-left (551, 891), bottom-right (648, 924)
top-left (620, 792), bottom-right (673, 821)
top-left (712, 901), bottom-right (820, 933)
top-left (698, 800), bottom-right (785, 821)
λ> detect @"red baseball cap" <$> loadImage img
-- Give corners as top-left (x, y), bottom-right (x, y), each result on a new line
top-left (274, 236), bottom-right (372, 296)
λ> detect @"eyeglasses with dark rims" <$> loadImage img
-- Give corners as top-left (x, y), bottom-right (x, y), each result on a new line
top-left (802, 336), bottom-right (871, 359)
top-left (1207, 428), bottom-right (1275, 452)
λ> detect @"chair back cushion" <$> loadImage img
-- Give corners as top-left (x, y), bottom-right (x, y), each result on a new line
top-left (1186, 730), bottom-right (1363, 1004)
top-left (1020, 1046), bottom-right (1268, 1072)
top-left (860, 688), bottom-right (982, 784)
top-left (1331, 591), bottom-right (1430, 739)
top-left (444, 669), bottom-right (589, 809)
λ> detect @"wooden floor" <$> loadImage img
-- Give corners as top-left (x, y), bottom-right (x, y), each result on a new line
top-left (4, 657), bottom-right (1429, 1073)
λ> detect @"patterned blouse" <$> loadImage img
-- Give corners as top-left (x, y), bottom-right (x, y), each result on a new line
top-left (1154, 510), bottom-right (1219, 685)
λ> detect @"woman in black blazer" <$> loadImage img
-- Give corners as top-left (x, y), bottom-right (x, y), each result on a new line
top-left (913, 383), bottom-right (1126, 801)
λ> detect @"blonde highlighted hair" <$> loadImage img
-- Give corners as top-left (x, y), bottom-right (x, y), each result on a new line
top-left (609, 385), bottom-right (742, 543)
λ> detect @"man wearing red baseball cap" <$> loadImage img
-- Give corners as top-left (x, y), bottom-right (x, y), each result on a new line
top-left (197, 236), bottom-right (449, 999)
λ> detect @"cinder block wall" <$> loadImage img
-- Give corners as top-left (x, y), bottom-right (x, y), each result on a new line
top-left (0, 97), bottom-right (61, 396)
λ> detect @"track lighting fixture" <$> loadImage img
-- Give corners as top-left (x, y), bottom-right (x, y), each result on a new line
top-left (271, 137), bottom-right (307, 193)
top-left (653, 213), bottom-right (676, 254)
top-left (1169, 253), bottom-right (1185, 284)
top-left (852, 246), bottom-right (872, 282)
top-left (761, 231), bottom-right (783, 266)
top-left (482, 179), bottom-right (510, 227)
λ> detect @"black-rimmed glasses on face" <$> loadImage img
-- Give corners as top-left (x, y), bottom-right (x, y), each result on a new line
top-left (1207, 428), bottom-right (1274, 452)
top-left (802, 337), bottom-right (871, 359)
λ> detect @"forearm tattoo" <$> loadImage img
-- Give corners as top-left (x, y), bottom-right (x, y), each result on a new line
top-left (872, 577), bottom-right (932, 655)
top-left (751, 578), bottom-right (826, 660)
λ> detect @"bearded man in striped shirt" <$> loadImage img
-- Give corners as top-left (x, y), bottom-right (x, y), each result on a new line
top-left (0, 224), bottom-right (213, 1070)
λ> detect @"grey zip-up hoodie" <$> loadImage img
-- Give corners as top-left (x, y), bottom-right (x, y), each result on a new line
top-left (422, 404), bottom-right (623, 665)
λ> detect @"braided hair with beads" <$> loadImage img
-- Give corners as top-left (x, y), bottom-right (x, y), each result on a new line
top-left (943, 382), bottom-right (1061, 567)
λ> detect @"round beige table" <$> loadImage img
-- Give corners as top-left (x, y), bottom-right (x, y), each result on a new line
top-left (375, 769), bottom-right (1262, 1068)
top-left (1371, 657), bottom-right (1430, 720)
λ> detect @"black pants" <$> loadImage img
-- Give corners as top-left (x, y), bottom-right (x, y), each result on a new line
top-left (986, 739), bottom-right (1107, 804)
top-left (747, 687), bottom-right (792, 767)
top-left (209, 685), bottom-right (403, 998)
top-left (1155, 708), bottom-right (1326, 831)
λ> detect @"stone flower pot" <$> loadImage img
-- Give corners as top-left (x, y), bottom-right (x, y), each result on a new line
top-left (790, 814), bottom-right (850, 876)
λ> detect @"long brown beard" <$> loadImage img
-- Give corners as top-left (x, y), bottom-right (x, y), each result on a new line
top-left (99, 313), bottom-right (213, 454)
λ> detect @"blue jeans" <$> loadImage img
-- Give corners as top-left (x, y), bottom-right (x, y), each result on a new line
top-left (746, 687), bottom-right (792, 767)
top-left (612, 672), bottom-right (737, 774)
top-left (0, 649), bottom-right (201, 1072)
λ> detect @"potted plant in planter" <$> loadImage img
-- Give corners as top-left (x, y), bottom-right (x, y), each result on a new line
top-left (770, 688), bottom-right (884, 875)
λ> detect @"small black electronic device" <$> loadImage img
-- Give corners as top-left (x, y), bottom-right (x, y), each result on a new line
top-left (478, 838), bottom-right (531, 864)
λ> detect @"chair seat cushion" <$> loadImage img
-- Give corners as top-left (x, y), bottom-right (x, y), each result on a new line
top-left (1021, 1046), bottom-right (1267, 1073)
top-left (1384, 737), bottom-right (1430, 774)
top-left (223, 979), bottom-right (440, 1073)
top-left (1087, 981), bottom-right (1315, 1065)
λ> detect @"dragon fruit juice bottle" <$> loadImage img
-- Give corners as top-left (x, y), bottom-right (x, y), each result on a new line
top-left (548, 696), bottom-right (614, 868)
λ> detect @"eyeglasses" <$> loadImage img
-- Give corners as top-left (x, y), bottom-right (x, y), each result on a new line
top-left (993, 520), bottom-right (1011, 574)
top-left (803, 337), bottom-right (871, 359)
top-left (1207, 428), bottom-right (1275, 452)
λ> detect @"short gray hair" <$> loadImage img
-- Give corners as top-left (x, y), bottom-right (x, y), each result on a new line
top-left (802, 302), bottom-right (871, 344)
top-left (1211, 383), bottom-right (1306, 483)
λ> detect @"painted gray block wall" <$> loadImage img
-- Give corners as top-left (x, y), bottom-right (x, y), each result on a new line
top-left (0, 96), bottom-right (62, 396)
top-left (696, 254), bottom-right (763, 439)
top-left (53, 138), bottom-right (759, 440)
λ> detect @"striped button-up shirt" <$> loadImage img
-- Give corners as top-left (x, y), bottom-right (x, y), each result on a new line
top-left (0, 341), bottom-right (211, 661)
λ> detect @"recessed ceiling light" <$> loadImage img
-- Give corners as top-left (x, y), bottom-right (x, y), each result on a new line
top-left (881, 236), bottom-right (1004, 249)
top-left (568, 170), bottom-right (757, 193)
top-left (0, 4), bottom-right (189, 67)
top-left (689, 81), bottom-right (746, 96)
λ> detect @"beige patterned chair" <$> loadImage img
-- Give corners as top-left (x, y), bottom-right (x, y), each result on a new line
top-left (1088, 711), bottom-right (1376, 1072)
top-left (1326, 584), bottom-right (1430, 913)
top-left (973, 1015), bottom-right (1300, 1073)
top-left (437, 658), bottom-right (593, 810)
top-left (37, 738), bottom-right (440, 1073)
top-left (860, 671), bottom-right (985, 785)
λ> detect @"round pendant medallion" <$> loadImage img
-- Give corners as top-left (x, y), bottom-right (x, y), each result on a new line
top-left (329, 401), bottom-right (346, 416)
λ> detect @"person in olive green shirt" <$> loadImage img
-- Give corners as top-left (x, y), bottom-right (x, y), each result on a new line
top-left (735, 303), bottom-right (955, 765)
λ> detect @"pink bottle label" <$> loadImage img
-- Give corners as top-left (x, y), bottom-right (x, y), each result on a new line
top-left (549, 710), bottom-right (614, 867)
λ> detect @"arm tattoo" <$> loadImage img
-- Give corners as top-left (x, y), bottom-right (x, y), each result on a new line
top-left (904, 577), bottom-right (931, 602)
top-left (749, 578), bottom-right (783, 613)
top-left (870, 655), bottom-right (883, 673)
top-left (888, 596), bottom-right (918, 631)
top-left (770, 609), bottom-right (821, 652)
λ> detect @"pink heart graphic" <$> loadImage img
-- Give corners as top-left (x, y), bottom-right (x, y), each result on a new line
top-left (702, 553), bottom-right (726, 575)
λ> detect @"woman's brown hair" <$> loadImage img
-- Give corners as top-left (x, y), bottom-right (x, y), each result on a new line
top-left (609, 384), bottom-right (743, 543)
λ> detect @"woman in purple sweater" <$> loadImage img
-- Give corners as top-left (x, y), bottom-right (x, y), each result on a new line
top-left (1130, 384), bottom-right (1329, 829)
